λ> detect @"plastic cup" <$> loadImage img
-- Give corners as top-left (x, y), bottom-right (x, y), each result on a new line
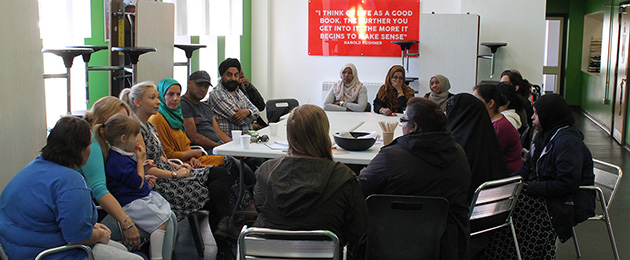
top-left (269, 122), bottom-right (280, 136)
top-left (382, 131), bottom-right (394, 145)
top-left (240, 135), bottom-right (251, 149)
top-left (232, 130), bottom-right (242, 144)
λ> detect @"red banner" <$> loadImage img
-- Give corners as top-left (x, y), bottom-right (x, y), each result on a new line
top-left (308, 0), bottom-right (420, 57)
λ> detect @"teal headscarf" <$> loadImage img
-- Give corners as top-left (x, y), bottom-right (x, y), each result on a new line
top-left (157, 78), bottom-right (184, 131)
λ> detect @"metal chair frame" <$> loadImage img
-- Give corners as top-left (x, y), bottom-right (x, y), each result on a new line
top-left (0, 242), bottom-right (94, 260)
top-left (571, 159), bottom-right (622, 260)
top-left (237, 226), bottom-right (342, 260)
top-left (468, 175), bottom-right (524, 260)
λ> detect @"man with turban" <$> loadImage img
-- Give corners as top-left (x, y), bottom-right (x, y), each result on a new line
top-left (209, 58), bottom-right (261, 135)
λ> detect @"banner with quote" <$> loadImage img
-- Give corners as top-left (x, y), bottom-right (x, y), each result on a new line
top-left (308, 0), bottom-right (420, 57)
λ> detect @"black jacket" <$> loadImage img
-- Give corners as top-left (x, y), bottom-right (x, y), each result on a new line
top-left (515, 125), bottom-right (596, 242)
top-left (253, 156), bottom-right (368, 246)
top-left (358, 131), bottom-right (471, 260)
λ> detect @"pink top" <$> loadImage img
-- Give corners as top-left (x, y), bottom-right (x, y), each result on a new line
top-left (493, 116), bottom-right (523, 173)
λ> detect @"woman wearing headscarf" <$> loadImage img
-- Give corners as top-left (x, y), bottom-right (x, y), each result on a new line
top-left (444, 93), bottom-right (509, 201)
top-left (482, 94), bottom-right (595, 259)
top-left (149, 78), bottom-right (224, 167)
top-left (518, 93), bottom-right (595, 242)
top-left (323, 63), bottom-right (368, 112)
top-left (424, 74), bottom-right (454, 111)
top-left (374, 65), bottom-right (415, 115)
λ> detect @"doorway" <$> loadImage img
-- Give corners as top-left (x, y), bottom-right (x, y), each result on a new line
top-left (612, 7), bottom-right (630, 144)
top-left (543, 16), bottom-right (565, 94)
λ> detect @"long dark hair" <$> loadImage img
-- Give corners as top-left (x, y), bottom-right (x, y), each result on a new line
top-left (41, 117), bottom-right (91, 168)
top-left (473, 83), bottom-right (506, 114)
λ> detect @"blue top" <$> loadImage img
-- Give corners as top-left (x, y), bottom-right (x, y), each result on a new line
top-left (78, 137), bottom-right (110, 201)
top-left (105, 149), bottom-right (151, 206)
top-left (0, 156), bottom-right (97, 260)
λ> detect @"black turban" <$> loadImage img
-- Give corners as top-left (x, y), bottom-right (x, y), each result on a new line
top-left (219, 58), bottom-right (241, 76)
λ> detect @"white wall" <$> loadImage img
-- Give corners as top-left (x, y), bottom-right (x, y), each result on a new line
top-left (252, 0), bottom-right (545, 105)
top-left (0, 0), bottom-right (47, 192)
top-left (462, 0), bottom-right (546, 85)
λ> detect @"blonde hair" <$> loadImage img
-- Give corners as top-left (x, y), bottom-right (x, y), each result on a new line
top-left (286, 104), bottom-right (332, 160)
top-left (93, 114), bottom-right (141, 160)
top-left (119, 81), bottom-right (156, 111)
top-left (84, 96), bottom-right (131, 127)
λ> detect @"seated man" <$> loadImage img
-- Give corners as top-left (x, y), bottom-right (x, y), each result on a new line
top-left (181, 70), bottom-right (233, 152)
top-left (239, 70), bottom-right (267, 129)
top-left (358, 97), bottom-right (471, 260)
top-left (209, 58), bottom-right (260, 136)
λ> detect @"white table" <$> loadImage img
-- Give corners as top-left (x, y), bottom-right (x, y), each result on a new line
top-left (213, 111), bottom-right (403, 165)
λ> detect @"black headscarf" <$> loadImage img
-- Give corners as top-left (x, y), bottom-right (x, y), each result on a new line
top-left (531, 93), bottom-right (575, 161)
top-left (445, 93), bottom-right (510, 201)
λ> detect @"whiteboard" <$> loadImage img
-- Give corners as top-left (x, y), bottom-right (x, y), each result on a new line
top-left (418, 14), bottom-right (479, 95)
top-left (136, 0), bottom-right (175, 83)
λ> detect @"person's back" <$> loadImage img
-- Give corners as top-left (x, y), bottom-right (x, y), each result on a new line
top-left (254, 157), bottom-right (367, 245)
top-left (359, 97), bottom-right (471, 260)
top-left (0, 157), bottom-right (97, 260)
top-left (359, 132), bottom-right (470, 259)
top-left (253, 104), bottom-right (367, 248)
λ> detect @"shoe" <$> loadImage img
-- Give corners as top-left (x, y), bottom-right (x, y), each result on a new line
top-left (214, 217), bottom-right (242, 240)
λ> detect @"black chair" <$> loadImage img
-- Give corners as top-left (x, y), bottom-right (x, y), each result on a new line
top-left (266, 99), bottom-right (299, 123)
top-left (365, 195), bottom-right (449, 260)
top-left (364, 102), bottom-right (372, 112)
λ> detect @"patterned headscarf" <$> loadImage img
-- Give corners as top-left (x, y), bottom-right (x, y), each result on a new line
top-left (376, 65), bottom-right (415, 112)
top-left (156, 78), bottom-right (184, 131)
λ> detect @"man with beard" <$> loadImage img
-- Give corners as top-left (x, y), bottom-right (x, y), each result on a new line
top-left (209, 58), bottom-right (260, 135)
top-left (181, 70), bottom-right (233, 151)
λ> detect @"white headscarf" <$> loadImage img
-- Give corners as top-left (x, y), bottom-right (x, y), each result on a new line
top-left (333, 63), bottom-right (363, 103)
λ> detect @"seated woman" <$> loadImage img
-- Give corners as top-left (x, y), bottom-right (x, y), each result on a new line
top-left (359, 97), bottom-right (471, 260)
top-left (423, 74), bottom-right (454, 111)
top-left (80, 96), bottom-right (176, 257)
top-left (496, 82), bottom-right (525, 131)
top-left (253, 104), bottom-right (368, 249)
top-left (373, 65), bottom-right (415, 115)
top-left (444, 93), bottom-right (509, 201)
top-left (484, 94), bottom-right (595, 259)
top-left (472, 84), bottom-right (523, 173)
top-left (121, 82), bottom-right (250, 243)
top-left (0, 117), bottom-right (142, 260)
top-left (323, 63), bottom-right (368, 112)
top-left (149, 78), bottom-right (225, 168)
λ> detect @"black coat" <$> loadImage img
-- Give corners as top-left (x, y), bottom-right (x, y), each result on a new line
top-left (514, 125), bottom-right (596, 242)
top-left (253, 156), bottom-right (368, 246)
top-left (358, 131), bottom-right (471, 260)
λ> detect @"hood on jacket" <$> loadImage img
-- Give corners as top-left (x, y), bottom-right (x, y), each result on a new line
top-left (257, 157), bottom-right (354, 217)
top-left (392, 131), bottom-right (460, 168)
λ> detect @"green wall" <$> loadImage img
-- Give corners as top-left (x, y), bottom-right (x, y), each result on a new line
top-left (549, 0), bottom-right (630, 143)
top-left (84, 0), bottom-right (110, 109)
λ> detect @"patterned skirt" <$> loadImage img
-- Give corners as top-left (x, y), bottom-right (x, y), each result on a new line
top-left (153, 168), bottom-right (211, 222)
top-left (484, 192), bottom-right (557, 260)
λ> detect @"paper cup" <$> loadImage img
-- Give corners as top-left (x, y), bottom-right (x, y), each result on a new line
top-left (232, 130), bottom-right (242, 144)
top-left (240, 135), bottom-right (251, 149)
top-left (269, 122), bottom-right (280, 136)
top-left (382, 131), bottom-right (394, 146)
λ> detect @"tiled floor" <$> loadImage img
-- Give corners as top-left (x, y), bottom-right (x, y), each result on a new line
top-left (555, 111), bottom-right (630, 259)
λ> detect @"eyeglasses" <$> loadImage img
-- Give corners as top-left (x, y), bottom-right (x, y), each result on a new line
top-left (392, 76), bottom-right (405, 80)
top-left (399, 117), bottom-right (409, 123)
